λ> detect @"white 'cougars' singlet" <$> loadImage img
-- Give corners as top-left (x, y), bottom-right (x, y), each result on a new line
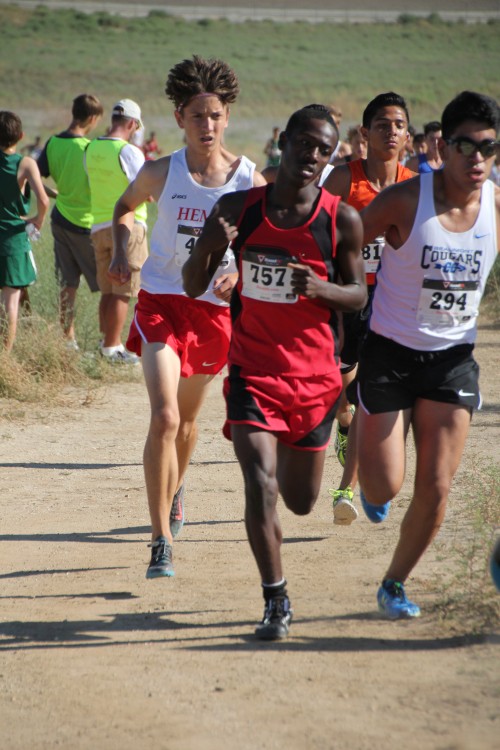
top-left (140, 148), bottom-right (256, 305)
top-left (370, 172), bottom-right (497, 350)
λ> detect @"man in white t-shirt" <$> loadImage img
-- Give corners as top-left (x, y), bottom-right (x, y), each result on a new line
top-left (86, 99), bottom-right (148, 362)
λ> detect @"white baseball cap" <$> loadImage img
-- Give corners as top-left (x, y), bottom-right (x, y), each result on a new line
top-left (112, 99), bottom-right (143, 127)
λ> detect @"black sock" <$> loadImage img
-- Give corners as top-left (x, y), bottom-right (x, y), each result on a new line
top-left (338, 424), bottom-right (349, 436)
top-left (262, 579), bottom-right (287, 602)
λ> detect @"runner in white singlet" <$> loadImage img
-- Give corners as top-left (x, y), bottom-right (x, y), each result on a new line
top-left (109, 56), bottom-right (265, 579)
top-left (356, 90), bottom-right (499, 619)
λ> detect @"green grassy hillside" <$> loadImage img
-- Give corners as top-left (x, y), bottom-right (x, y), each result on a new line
top-left (2, 5), bottom-right (499, 165)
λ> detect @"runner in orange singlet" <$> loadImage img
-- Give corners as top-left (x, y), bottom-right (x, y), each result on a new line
top-left (323, 92), bottom-right (416, 525)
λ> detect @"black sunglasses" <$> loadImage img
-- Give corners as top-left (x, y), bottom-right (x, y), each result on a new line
top-left (446, 136), bottom-right (499, 159)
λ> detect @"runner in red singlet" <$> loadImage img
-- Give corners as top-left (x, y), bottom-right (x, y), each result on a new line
top-left (183, 104), bottom-right (367, 640)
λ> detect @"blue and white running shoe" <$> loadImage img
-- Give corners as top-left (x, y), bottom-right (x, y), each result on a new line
top-left (360, 488), bottom-right (390, 523)
top-left (377, 579), bottom-right (421, 620)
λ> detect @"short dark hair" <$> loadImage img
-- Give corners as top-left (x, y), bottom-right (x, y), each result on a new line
top-left (362, 92), bottom-right (409, 129)
top-left (0, 111), bottom-right (23, 149)
top-left (441, 91), bottom-right (499, 140)
top-left (166, 55), bottom-right (239, 110)
top-left (72, 94), bottom-right (103, 122)
top-left (285, 104), bottom-right (339, 140)
top-left (423, 121), bottom-right (441, 136)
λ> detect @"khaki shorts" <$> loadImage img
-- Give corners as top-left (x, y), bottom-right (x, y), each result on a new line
top-left (92, 224), bottom-right (148, 297)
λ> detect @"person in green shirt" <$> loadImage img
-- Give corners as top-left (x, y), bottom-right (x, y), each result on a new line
top-left (38, 94), bottom-right (103, 349)
top-left (0, 111), bottom-right (49, 351)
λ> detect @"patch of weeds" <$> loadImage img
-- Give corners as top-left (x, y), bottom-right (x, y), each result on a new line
top-left (430, 461), bottom-right (500, 634)
top-left (0, 315), bottom-right (141, 405)
top-left (397, 13), bottom-right (419, 25)
top-left (0, 403), bottom-right (27, 421)
top-left (148, 10), bottom-right (169, 19)
top-left (427, 13), bottom-right (444, 25)
top-left (484, 255), bottom-right (500, 319)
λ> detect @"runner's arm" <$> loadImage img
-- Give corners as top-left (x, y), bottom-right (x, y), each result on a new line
top-left (35, 141), bottom-right (58, 199)
top-left (360, 177), bottom-right (419, 247)
top-left (288, 202), bottom-right (366, 312)
top-left (19, 156), bottom-right (50, 230)
top-left (212, 272), bottom-right (239, 303)
top-left (183, 192), bottom-right (245, 298)
top-left (209, 170), bottom-right (264, 300)
top-left (252, 169), bottom-right (267, 187)
top-left (322, 163), bottom-right (352, 202)
top-left (109, 157), bottom-right (169, 284)
top-left (495, 186), bottom-right (500, 254)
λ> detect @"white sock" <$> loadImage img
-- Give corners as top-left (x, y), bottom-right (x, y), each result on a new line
top-left (101, 344), bottom-right (125, 356)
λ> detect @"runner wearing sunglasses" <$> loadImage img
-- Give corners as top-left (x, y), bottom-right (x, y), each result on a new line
top-left (445, 135), bottom-right (499, 159)
top-left (355, 90), bottom-right (499, 619)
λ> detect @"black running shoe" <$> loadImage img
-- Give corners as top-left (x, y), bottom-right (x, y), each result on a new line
top-left (146, 536), bottom-right (174, 579)
top-left (255, 595), bottom-right (293, 640)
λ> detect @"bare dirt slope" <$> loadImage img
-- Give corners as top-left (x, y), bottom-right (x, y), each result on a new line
top-left (0, 318), bottom-right (499, 750)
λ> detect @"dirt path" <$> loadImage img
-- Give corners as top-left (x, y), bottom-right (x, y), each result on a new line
top-left (1, 319), bottom-right (499, 749)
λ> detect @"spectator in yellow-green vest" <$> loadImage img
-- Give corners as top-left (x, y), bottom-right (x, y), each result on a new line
top-left (38, 94), bottom-right (103, 349)
top-left (85, 99), bottom-right (148, 364)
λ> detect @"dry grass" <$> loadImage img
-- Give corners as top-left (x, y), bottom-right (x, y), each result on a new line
top-left (429, 462), bottom-right (500, 635)
top-left (0, 313), bottom-right (141, 406)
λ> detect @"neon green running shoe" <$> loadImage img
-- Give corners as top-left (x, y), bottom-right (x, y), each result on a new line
top-left (334, 405), bottom-right (355, 467)
top-left (329, 486), bottom-right (358, 526)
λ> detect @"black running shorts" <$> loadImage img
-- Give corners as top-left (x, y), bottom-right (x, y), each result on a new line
top-left (340, 289), bottom-right (374, 373)
top-left (357, 331), bottom-right (480, 414)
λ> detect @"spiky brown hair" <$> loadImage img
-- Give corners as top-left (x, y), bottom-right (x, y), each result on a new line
top-left (165, 55), bottom-right (240, 110)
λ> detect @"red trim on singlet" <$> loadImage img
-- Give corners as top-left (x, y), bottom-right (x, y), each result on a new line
top-left (229, 186), bottom-right (342, 377)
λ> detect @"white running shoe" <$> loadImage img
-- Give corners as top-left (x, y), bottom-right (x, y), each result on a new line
top-left (101, 345), bottom-right (140, 365)
top-left (329, 486), bottom-right (358, 525)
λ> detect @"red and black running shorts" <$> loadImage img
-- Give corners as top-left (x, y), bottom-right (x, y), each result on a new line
top-left (223, 364), bottom-right (342, 451)
top-left (127, 290), bottom-right (231, 377)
